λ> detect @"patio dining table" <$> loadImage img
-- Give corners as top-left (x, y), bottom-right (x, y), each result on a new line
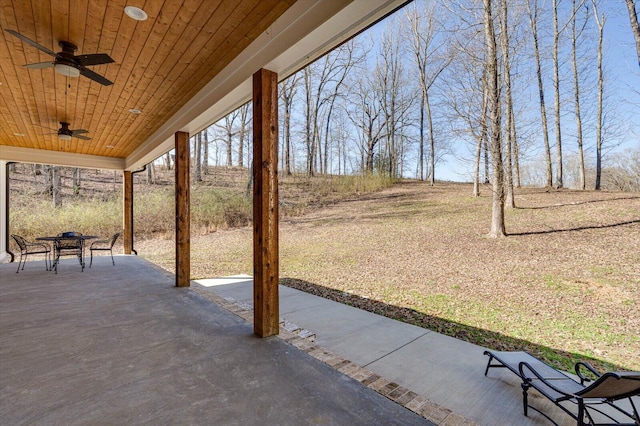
top-left (36, 235), bottom-right (97, 273)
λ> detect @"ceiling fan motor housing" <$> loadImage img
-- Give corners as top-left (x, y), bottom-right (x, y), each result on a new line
top-left (58, 122), bottom-right (73, 137)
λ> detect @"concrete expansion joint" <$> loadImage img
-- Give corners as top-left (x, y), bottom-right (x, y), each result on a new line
top-left (363, 331), bottom-right (431, 368)
top-left (192, 286), bottom-right (477, 426)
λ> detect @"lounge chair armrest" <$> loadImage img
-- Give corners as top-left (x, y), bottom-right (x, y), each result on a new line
top-left (575, 361), bottom-right (601, 385)
top-left (518, 361), bottom-right (573, 398)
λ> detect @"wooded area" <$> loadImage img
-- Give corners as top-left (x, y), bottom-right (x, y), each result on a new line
top-left (9, 0), bottom-right (640, 236)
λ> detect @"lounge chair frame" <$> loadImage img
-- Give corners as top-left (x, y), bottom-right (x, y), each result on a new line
top-left (484, 350), bottom-right (640, 426)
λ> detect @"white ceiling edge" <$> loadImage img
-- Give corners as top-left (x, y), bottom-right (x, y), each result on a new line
top-left (0, 145), bottom-right (125, 170)
top-left (125, 0), bottom-right (410, 171)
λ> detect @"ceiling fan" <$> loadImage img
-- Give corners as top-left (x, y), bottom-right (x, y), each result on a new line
top-left (6, 29), bottom-right (114, 86)
top-left (46, 122), bottom-right (92, 141)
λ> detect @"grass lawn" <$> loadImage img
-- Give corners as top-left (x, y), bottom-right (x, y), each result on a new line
top-left (136, 181), bottom-right (640, 372)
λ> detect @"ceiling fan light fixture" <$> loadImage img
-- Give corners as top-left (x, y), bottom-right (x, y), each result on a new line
top-left (58, 133), bottom-right (72, 141)
top-left (125, 6), bottom-right (148, 21)
top-left (55, 63), bottom-right (80, 78)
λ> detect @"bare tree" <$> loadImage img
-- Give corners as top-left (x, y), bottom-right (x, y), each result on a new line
top-left (499, 0), bottom-right (515, 208)
top-left (347, 75), bottom-right (385, 173)
top-left (72, 168), bottom-right (81, 195)
top-left (377, 26), bottom-right (415, 178)
top-left (52, 166), bottom-right (62, 208)
top-left (626, 0), bottom-right (640, 68)
top-left (195, 132), bottom-right (202, 182)
top-left (552, 0), bottom-right (565, 188)
top-left (164, 152), bottom-right (173, 170)
top-left (236, 103), bottom-right (251, 168)
top-left (146, 162), bottom-right (156, 184)
top-left (202, 129), bottom-right (209, 175)
top-left (484, 0), bottom-right (506, 237)
top-left (404, 1), bottom-right (452, 185)
top-left (302, 43), bottom-right (362, 176)
top-left (593, 0), bottom-right (606, 190)
top-left (279, 73), bottom-right (301, 175)
top-left (527, 0), bottom-right (553, 187)
top-left (571, 0), bottom-right (589, 190)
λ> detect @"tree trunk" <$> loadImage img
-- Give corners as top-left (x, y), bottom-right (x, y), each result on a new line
top-left (304, 68), bottom-right (314, 176)
top-left (483, 138), bottom-right (490, 184)
top-left (203, 129), bottom-right (209, 175)
top-left (474, 72), bottom-right (489, 198)
top-left (626, 0), bottom-right (640, 69)
top-left (553, 0), bottom-right (564, 189)
top-left (52, 166), bottom-right (62, 208)
top-left (195, 132), bottom-right (202, 182)
top-left (500, 0), bottom-right (515, 208)
top-left (225, 120), bottom-right (233, 167)
top-left (426, 91), bottom-right (436, 186)
top-left (238, 104), bottom-right (249, 168)
top-left (572, 0), bottom-right (586, 190)
top-left (484, 0), bottom-right (506, 238)
top-left (527, 0), bottom-right (553, 187)
top-left (146, 162), bottom-right (156, 184)
top-left (593, 0), bottom-right (605, 190)
top-left (72, 168), bottom-right (81, 195)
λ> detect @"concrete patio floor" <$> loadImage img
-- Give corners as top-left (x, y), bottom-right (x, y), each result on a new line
top-left (196, 275), bottom-right (640, 426)
top-left (0, 256), bottom-right (430, 426)
top-left (2, 256), bottom-right (637, 425)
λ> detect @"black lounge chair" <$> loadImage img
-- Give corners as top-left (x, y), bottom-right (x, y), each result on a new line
top-left (484, 350), bottom-right (640, 425)
top-left (11, 234), bottom-right (51, 273)
top-left (89, 232), bottom-right (120, 267)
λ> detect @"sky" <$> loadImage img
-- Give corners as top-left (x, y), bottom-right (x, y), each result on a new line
top-left (373, 1), bottom-right (640, 183)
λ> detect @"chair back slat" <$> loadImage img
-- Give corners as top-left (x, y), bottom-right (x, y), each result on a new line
top-left (109, 233), bottom-right (120, 247)
top-left (11, 234), bottom-right (27, 251)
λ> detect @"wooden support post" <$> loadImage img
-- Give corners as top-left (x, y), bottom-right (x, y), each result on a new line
top-left (175, 131), bottom-right (191, 287)
top-left (253, 68), bottom-right (279, 337)
top-left (122, 170), bottom-right (133, 255)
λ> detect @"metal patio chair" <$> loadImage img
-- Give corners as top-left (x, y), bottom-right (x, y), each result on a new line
top-left (89, 232), bottom-right (120, 267)
top-left (11, 234), bottom-right (51, 273)
top-left (484, 350), bottom-right (640, 425)
top-left (53, 232), bottom-right (85, 273)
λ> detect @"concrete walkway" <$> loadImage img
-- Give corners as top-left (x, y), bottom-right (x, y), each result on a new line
top-left (1, 257), bottom-right (431, 426)
top-left (197, 275), bottom-right (639, 426)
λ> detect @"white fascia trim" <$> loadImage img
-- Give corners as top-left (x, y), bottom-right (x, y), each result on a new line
top-left (124, 0), bottom-right (409, 171)
top-left (0, 146), bottom-right (125, 170)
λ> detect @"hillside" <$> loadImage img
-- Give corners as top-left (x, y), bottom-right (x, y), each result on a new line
top-left (7, 163), bottom-right (640, 371)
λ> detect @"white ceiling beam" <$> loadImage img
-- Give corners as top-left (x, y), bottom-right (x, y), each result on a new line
top-left (0, 146), bottom-right (125, 170)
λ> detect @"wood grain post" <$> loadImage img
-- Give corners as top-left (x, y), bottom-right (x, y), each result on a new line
top-left (175, 131), bottom-right (191, 288)
top-left (123, 170), bottom-right (133, 255)
top-left (253, 68), bottom-right (279, 337)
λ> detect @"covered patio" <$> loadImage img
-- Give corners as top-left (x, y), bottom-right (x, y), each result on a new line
top-left (0, 256), bottom-right (431, 425)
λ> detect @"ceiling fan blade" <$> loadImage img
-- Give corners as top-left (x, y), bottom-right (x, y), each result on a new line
top-left (79, 67), bottom-right (113, 86)
top-left (25, 61), bottom-right (55, 69)
top-left (76, 53), bottom-right (114, 67)
top-left (5, 29), bottom-right (59, 58)
top-left (72, 134), bottom-right (91, 141)
top-left (71, 129), bottom-right (89, 134)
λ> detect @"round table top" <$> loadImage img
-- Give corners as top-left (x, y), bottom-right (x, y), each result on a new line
top-left (36, 235), bottom-right (98, 241)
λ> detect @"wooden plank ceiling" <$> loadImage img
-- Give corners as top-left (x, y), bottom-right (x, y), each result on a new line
top-left (0, 0), bottom-right (295, 160)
